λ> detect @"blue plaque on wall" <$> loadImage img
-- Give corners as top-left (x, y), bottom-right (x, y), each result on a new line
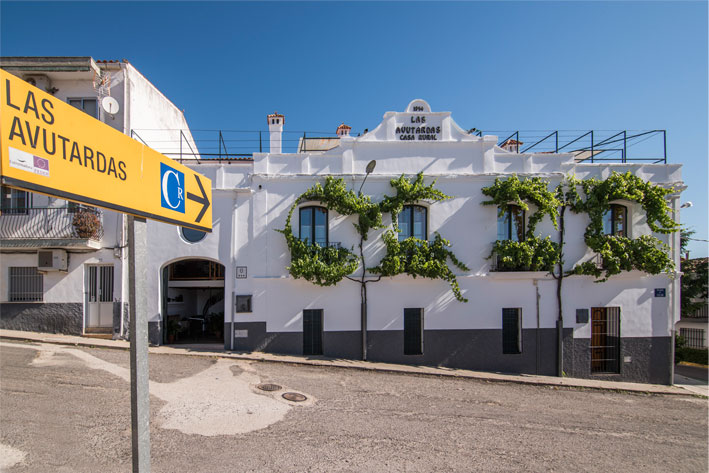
top-left (654, 288), bottom-right (666, 297)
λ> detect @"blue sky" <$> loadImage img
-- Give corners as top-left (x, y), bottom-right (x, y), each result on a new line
top-left (1, 1), bottom-right (707, 256)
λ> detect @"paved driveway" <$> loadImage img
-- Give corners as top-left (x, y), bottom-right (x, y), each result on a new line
top-left (1, 340), bottom-right (707, 473)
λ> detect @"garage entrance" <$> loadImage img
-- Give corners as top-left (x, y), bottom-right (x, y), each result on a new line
top-left (161, 259), bottom-right (225, 345)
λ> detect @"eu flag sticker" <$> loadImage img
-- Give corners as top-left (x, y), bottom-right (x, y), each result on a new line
top-left (160, 163), bottom-right (185, 213)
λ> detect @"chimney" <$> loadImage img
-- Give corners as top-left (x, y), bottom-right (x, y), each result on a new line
top-left (500, 139), bottom-right (523, 153)
top-left (336, 123), bottom-right (352, 137)
top-left (267, 112), bottom-right (284, 154)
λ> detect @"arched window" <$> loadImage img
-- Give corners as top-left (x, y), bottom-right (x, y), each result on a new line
top-left (180, 226), bottom-right (206, 243)
top-left (497, 205), bottom-right (525, 241)
top-left (603, 204), bottom-right (627, 237)
top-left (398, 205), bottom-right (427, 241)
top-left (299, 206), bottom-right (328, 246)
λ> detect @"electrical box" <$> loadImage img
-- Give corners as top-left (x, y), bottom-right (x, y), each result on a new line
top-left (38, 249), bottom-right (68, 271)
top-left (576, 308), bottom-right (589, 324)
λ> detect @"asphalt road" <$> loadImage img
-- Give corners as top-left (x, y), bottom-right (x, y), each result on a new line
top-left (1, 340), bottom-right (707, 473)
top-left (676, 363), bottom-right (709, 382)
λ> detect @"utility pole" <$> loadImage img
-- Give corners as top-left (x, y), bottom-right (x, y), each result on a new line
top-left (128, 215), bottom-right (151, 472)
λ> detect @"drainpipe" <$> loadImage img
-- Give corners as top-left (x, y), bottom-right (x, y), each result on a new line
top-left (534, 279), bottom-right (540, 375)
top-left (669, 196), bottom-right (680, 384)
top-left (556, 205), bottom-right (567, 377)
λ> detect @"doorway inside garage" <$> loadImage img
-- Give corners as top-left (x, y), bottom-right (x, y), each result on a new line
top-left (161, 259), bottom-right (225, 345)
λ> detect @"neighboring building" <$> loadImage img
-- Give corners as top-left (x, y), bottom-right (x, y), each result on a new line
top-left (676, 257), bottom-right (708, 349)
top-left (0, 60), bottom-right (685, 384)
top-left (0, 57), bottom-right (199, 339)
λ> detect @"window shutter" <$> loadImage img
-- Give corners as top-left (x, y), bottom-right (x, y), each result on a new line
top-left (404, 308), bottom-right (424, 355)
top-left (502, 308), bottom-right (522, 354)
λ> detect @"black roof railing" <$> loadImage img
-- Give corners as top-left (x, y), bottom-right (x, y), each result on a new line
top-left (487, 129), bottom-right (667, 164)
top-left (131, 128), bottom-right (668, 164)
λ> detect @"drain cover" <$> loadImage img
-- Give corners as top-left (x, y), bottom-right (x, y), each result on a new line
top-left (282, 392), bottom-right (307, 402)
top-left (256, 383), bottom-right (282, 392)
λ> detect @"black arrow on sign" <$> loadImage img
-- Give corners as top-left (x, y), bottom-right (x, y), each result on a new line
top-left (186, 175), bottom-right (210, 223)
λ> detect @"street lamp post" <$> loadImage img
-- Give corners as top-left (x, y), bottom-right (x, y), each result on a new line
top-left (359, 160), bottom-right (376, 360)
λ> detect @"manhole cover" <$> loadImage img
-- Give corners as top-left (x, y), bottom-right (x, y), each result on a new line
top-left (282, 392), bottom-right (307, 402)
top-left (256, 383), bottom-right (282, 392)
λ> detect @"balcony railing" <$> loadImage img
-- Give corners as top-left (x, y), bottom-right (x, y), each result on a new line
top-left (0, 207), bottom-right (104, 241)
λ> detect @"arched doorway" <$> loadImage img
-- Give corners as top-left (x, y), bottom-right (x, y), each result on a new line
top-left (161, 258), bottom-right (225, 345)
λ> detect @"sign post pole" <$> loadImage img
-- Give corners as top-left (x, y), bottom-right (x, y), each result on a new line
top-left (128, 215), bottom-right (151, 472)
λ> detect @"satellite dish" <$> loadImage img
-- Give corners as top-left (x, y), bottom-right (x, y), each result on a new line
top-left (101, 96), bottom-right (120, 115)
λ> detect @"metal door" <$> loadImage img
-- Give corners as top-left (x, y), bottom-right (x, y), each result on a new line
top-left (86, 265), bottom-right (114, 328)
top-left (303, 309), bottom-right (323, 355)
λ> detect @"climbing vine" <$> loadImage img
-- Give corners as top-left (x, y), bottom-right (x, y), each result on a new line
top-left (481, 175), bottom-right (561, 233)
top-left (370, 231), bottom-right (469, 302)
top-left (569, 171), bottom-right (678, 281)
top-left (481, 175), bottom-right (562, 272)
top-left (380, 173), bottom-right (449, 229)
top-left (490, 236), bottom-right (560, 273)
top-left (480, 172), bottom-right (678, 281)
top-left (277, 173), bottom-right (468, 301)
top-left (276, 196), bottom-right (358, 286)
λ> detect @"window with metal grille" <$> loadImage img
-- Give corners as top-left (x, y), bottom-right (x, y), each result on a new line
top-left (602, 204), bottom-right (628, 237)
top-left (303, 309), bottom-right (323, 355)
top-left (87, 265), bottom-right (114, 303)
top-left (8, 267), bottom-right (43, 301)
top-left (299, 206), bottom-right (328, 246)
top-left (497, 206), bottom-right (525, 242)
top-left (398, 205), bottom-right (427, 241)
top-left (680, 328), bottom-right (705, 349)
top-left (591, 307), bottom-right (621, 374)
top-left (404, 308), bottom-right (424, 355)
top-left (68, 98), bottom-right (98, 118)
top-left (1, 186), bottom-right (32, 214)
top-left (502, 308), bottom-right (522, 354)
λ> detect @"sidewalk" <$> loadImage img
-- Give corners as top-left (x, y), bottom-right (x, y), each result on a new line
top-left (1, 329), bottom-right (705, 397)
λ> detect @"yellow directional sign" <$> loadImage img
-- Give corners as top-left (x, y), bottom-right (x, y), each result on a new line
top-left (0, 69), bottom-right (212, 232)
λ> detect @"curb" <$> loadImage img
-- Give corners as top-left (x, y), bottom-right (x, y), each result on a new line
top-left (1, 332), bottom-right (703, 398)
top-left (678, 361), bottom-right (709, 369)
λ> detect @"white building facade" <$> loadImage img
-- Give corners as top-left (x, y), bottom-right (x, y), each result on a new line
top-left (139, 99), bottom-right (682, 384)
top-left (0, 60), bottom-right (683, 385)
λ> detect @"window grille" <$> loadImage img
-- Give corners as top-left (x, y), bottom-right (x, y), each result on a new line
top-left (591, 307), bottom-right (621, 373)
top-left (8, 267), bottom-right (43, 301)
top-left (404, 308), bottom-right (424, 355)
top-left (502, 308), bottom-right (522, 354)
top-left (1, 186), bottom-right (32, 214)
top-left (680, 328), bottom-right (705, 349)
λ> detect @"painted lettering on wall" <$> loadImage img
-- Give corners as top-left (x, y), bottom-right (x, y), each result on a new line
top-left (395, 114), bottom-right (442, 141)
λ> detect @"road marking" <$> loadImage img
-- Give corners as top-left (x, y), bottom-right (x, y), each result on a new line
top-left (0, 443), bottom-right (26, 469)
top-left (3, 341), bottom-right (313, 436)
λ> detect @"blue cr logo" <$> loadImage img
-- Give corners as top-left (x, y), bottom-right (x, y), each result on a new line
top-left (160, 163), bottom-right (185, 213)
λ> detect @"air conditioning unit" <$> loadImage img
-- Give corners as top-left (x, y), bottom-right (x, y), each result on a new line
top-left (38, 249), bottom-right (68, 271)
top-left (23, 74), bottom-right (54, 94)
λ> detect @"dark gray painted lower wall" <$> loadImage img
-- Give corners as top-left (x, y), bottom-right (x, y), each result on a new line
top-left (148, 321), bottom-right (161, 346)
top-left (228, 322), bottom-right (671, 384)
top-left (0, 303), bottom-right (83, 335)
top-left (564, 335), bottom-right (672, 385)
top-left (112, 302), bottom-right (122, 337)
